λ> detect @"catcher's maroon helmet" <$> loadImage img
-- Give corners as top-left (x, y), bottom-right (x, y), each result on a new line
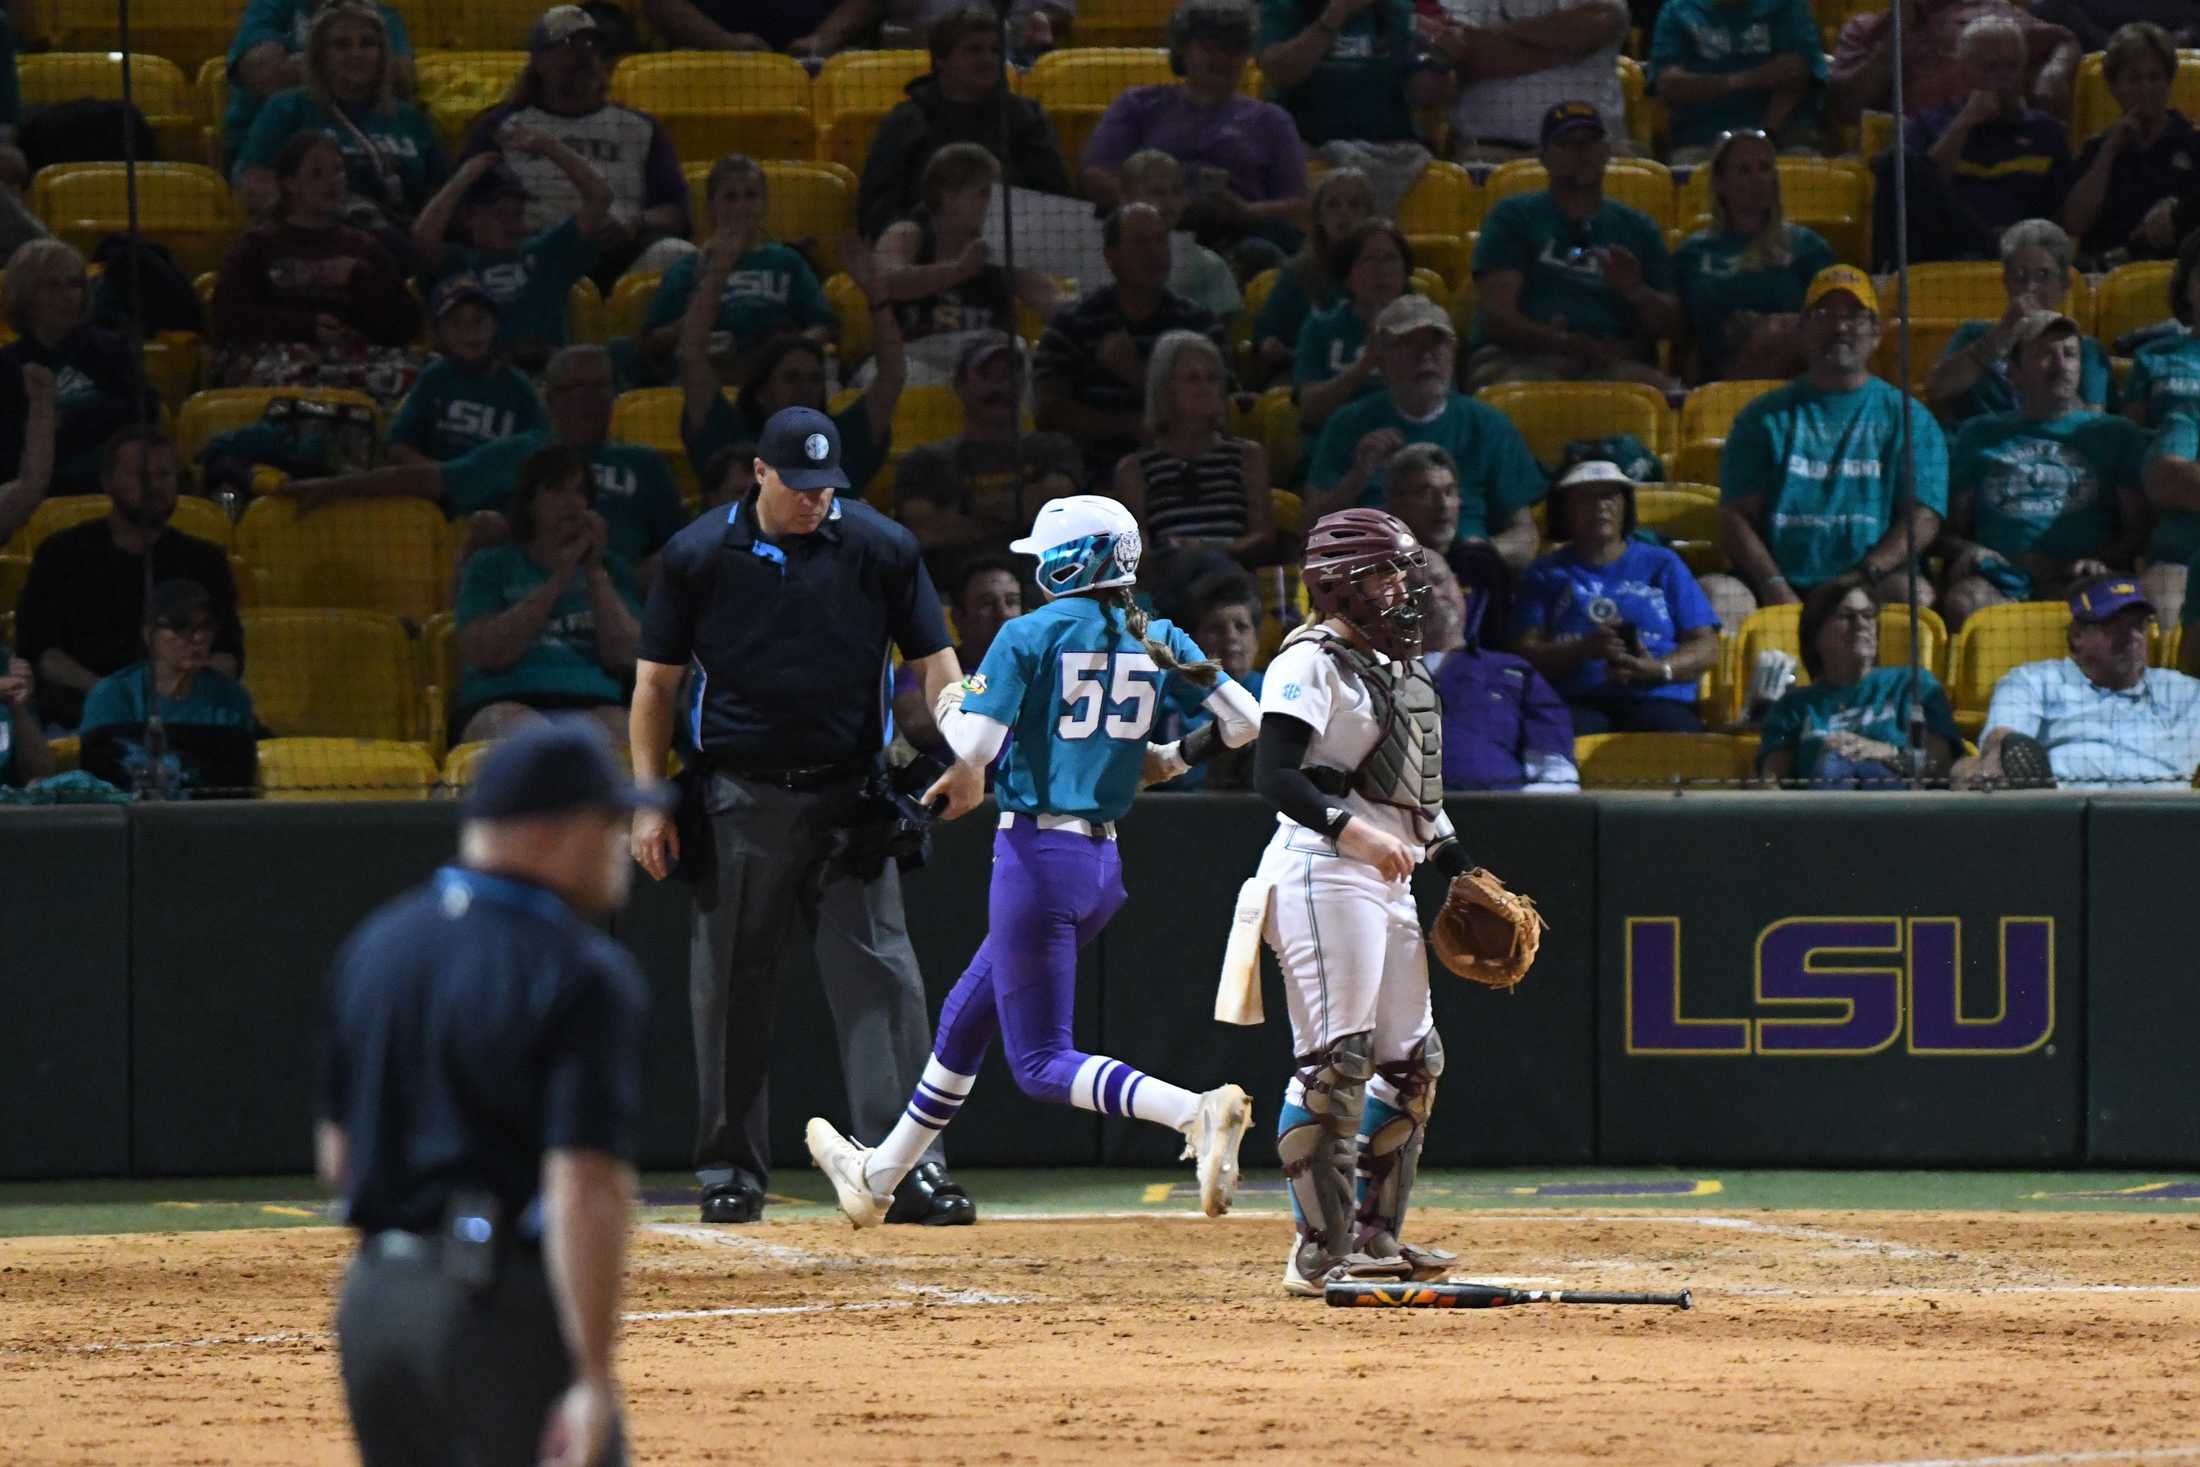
top-left (1302, 507), bottom-right (1431, 660)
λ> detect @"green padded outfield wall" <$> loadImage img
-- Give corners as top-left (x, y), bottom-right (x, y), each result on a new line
top-left (2083, 799), bottom-right (2200, 1164)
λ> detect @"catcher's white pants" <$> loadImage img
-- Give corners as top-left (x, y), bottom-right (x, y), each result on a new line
top-left (1256, 827), bottom-right (1434, 1108)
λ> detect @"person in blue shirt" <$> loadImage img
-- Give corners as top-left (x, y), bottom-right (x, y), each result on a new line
top-left (1465, 101), bottom-right (1681, 392)
top-left (1937, 311), bottom-right (2148, 628)
top-left (2140, 407), bottom-right (2200, 630)
top-left (1925, 218), bottom-right (2115, 426)
top-left (388, 276), bottom-right (549, 467)
top-left (806, 495), bottom-right (1261, 1230)
top-left (1702, 265), bottom-right (1949, 625)
top-left (413, 139), bottom-right (611, 373)
top-left (1648, 0), bottom-right (1828, 164)
top-left (2120, 237), bottom-right (2200, 428)
top-left (1294, 219), bottom-right (1414, 431)
top-left (222, 0), bottom-right (416, 171)
top-left (1672, 128), bottom-right (1837, 383)
top-left (234, 1), bottom-right (446, 225)
top-left (1514, 460), bottom-right (1722, 734)
top-left (0, 640), bottom-right (55, 789)
top-left (1758, 574), bottom-right (1960, 787)
top-left (78, 580), bottom-right (260, 799)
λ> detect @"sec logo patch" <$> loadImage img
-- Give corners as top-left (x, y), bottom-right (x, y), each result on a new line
top-left (1282, 682), bottom-right (1301, 700)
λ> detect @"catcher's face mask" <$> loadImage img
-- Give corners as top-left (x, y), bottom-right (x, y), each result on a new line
top-left (1345, 555), bottom-right (1431, 661)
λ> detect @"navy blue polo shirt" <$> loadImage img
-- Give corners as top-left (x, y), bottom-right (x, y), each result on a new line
top-left (319, 866), bottom-right (647, 1237)
top-left (639, 492), bottom-right (949, 766)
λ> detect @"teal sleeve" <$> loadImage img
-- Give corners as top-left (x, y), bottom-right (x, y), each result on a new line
top-left (1306, 406), bottom-right (1358, 490)
top-left (387, 377), bottom-right (438, 452)
top-left (1720, 400), bottom-right (1775, 503)
top-left (1161, 623), bottom-right (1218, 717)
top-left (963, 619), bottom-right (1035, 723)
top-left (1255, 0), bottom-right (1298, 47)
top-left (1909, 405), bottom-right (1950, 515)
top-left (1794, 229), bottom-right (1836, 283)
top-left (1947, 418), bottom-right (1985, 499)
top-left (237, 90), bottom-right (306, 170)
top-left (454, 549), bottom-right (507, 623)
top-left (2082, 337), bottom-right (2114, 410)
top-left (228, 0), bottom-right (293, 66)
top-left (1482, 407), bottom-right (1548, 514)
top-left (1291, 316), bottom-right (1327, 389)
top-left (2127, 347), bottom-right (2158, 412)
top-left (1780, 0), bottom-right (1828, 77)
top-left (1254, 270), bottom-right (1306, 346)
top-left (2149, 410), bottom-right (2199, 468)
top-left (441, 436), bottom-right (527, 515)
top-left (1941, 320), bottom-right (1987, 364)
top-left (790, 257), bottom-right (834, 332)
top-left (1472, 200), bottom-right (1534, 276)
top-left (1920, 671), bottom-right (1960, 743)
top-left (78, 677), bottom-right (132, 733)
top-left (1636, 215), bottom-right (1674, 291)
top-left (1644, 0), bottom-right (1690, 88)
top-left (642, 257), bottom-right (697, 332)
top-left (379, 3), bottom-right (413, 55)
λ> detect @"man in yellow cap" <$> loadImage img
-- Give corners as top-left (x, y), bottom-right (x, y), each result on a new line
top-left (1697, 265), bottom-right (1949, 631)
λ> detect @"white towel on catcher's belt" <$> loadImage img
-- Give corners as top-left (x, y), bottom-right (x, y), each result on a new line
top-left (1310, 141), bottom-right (1433, 220)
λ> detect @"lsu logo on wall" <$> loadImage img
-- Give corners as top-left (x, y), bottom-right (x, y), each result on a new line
top-left (1625, 916), bottom-right (2053, 1056)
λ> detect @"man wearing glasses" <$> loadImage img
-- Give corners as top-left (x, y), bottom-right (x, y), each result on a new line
top-left (78, 579), bottom-right (261, 798)
top-left (1703, 265), bottom-right (1948, 622)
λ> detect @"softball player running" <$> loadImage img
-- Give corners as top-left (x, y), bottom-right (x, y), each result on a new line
top-left (808, 496), bottom-right (1261, 1224)
top-left (1247, 508), bottom-right (1469, 1297)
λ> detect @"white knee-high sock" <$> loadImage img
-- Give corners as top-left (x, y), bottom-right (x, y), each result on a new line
top-left (862, 1057), bottom-right (975, 1197)
top-left (1069, 1055), bottom-right (1200, 1131)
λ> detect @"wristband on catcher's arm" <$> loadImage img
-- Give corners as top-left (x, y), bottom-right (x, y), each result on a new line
top-left (1427, 835), bottom-right (1473, 879)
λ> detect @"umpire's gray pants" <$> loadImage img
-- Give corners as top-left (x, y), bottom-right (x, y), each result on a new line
top-left (690, 770), bottom-right (941, 1189)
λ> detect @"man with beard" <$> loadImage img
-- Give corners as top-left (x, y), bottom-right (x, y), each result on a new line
top-left (1304, 294), bottom-right (1545, 533)
top-left (14, 427), bottom-right (243, 731)
top-left (1937, 312), bottom-right (2150, 629)
top-left (1701, 266), bottom-right (1948, 626)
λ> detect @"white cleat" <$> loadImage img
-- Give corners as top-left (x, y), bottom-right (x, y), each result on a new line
top-left (1178, 1084), bottom-right (1253, 1218)
top-left (804, 1118), bottom-right (890, 1230)
top-left (1282, 1239), bottom-right (1415, 1299)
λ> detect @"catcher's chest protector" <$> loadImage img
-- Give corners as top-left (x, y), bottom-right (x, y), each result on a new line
top-left (1297, 628), bottom-right (1445, 837)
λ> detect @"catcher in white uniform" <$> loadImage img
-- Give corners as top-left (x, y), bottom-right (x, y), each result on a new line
top-left (1241, 507), bottom-right (1541, 1297)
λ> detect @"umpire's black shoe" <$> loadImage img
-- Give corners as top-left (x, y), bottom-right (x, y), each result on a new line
top-left (699, 1179), bottom-right (764, 1224)
top-left (885, 1163), bottom-right (976, 1226)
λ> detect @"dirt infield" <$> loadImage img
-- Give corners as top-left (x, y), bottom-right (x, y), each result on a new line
top-left (5, 1209), bottom-right (2200, 1467)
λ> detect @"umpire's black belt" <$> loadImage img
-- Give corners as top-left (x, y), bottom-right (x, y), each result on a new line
top-left (713, 754), bottom-right (874, 790)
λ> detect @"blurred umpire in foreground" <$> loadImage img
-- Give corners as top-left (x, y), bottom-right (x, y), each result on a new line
top-left (317, 718), bottom-right (658, 1467)
top-left (631, 405), bottom-right (985, 1226)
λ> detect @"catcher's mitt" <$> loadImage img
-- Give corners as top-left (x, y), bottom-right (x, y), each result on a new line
top-left (1430, 868), bottom-right (1546, 991)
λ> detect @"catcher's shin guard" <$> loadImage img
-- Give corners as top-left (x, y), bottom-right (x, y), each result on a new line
top-left (1278, 1031), bottom-right (1373, 1255)
top-left (1356, 1031), bottom-right (1448, 1270)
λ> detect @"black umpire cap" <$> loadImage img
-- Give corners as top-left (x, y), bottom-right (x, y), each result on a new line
top-left (463, 717), bottom-right (676, 820)
top-left (758, 406), bottom-right (850, 491)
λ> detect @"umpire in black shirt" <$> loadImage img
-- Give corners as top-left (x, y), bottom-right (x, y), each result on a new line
top-left (318, 718), bottom-right (658, 1467)
top-left (631, 404), bottom-right (985, 1226)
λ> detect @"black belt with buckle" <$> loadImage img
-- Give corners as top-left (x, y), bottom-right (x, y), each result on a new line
top-left (718, 754), bottom-right (874, 791)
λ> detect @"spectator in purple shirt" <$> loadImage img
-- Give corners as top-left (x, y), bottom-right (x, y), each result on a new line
top-left (1871, 14), bottom-right (2070, 268)
top-left (1082, 0), bottom-right (1310, 276)
top-left (1430, 541), bottom-right (1580, 791)
top-left (458, 6), bottom-right (689, 289)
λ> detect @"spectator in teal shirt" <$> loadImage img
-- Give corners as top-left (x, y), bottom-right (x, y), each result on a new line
top-left (412, 138), bottom-right (611, 373)
top-left (640, 155), bottom-right (837, 386)
top-left (454, 446), bottom-right (642, 748)
top-left (1250, 167), bottom-right (1376, 387)
top-left (388, 276), bottom-right (549, 466)
top-left (2141, 409), bottom-right (2200, 630)
top-left (222, 0), bottom-right (416, 171)
top-left (1648, 0), bottom-right (1828, 163)
top-left (1466, 102), bottom-right (1680, 392)
top-left (1254, 0), bottom-right (1436, 146)
top-left (79, 580), bottom-right (260, 799)
top-left (1703, 265), bottom-right (1948, 628)
top-left (284, 345), bottom-right (689, 576)
top-left (1758, 575), bottom-right (1959, 787)
top-left (1939, 312), bottom-right (2148, 627)
top-left (678, 230), bottom-right (905, 506)
top-left (1294, 219), bottom-right (1414, 431)
top-left (234, 2), bottom-right (444, 225)
top-left (1925, 218), bottom-right (2114, 426)
top-left (2120, 238), bottom-right (2200, 427)
top-left (0, 640), bottom-right (55, 789)
top-left (1305, 294), bottom-right (1546, 569)
top-left (1673, 128), bottom-right (1836, 382)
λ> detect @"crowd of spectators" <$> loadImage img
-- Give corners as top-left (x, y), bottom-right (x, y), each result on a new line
top-left (2, 0), bottom-right (2200, 796)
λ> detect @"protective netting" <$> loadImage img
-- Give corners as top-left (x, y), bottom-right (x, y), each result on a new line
top-left (1, 0), bottom-right (2196, 798)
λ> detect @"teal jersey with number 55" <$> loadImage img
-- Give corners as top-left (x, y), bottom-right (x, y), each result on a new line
top-left (961, 595), bottom-right (1225, 825)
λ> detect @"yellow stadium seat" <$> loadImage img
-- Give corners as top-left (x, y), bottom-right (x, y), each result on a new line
top-left (682, 160), bottom-right (854, 276)
top-left (815, 49), bottom-right (930, 126)
top-left (175, 387), bottom-right (383, 466)
top-left (140, 332), bottom-right (201, 413)
top-left (1676, 158), bottom-right (1872, 268)
top-left (413, 51), bottom-right (530, 151)
top-left (0, 553), bottom-right (28, 616)
top-left (1858, 109), bottom-right (1896, 160)
top-left (418, 610), bottom-right (459, 757)
top-left (45, 0), bottom-right (234, 71)
top-left (1634, 482), bottom-right (1723, 570)
top-left (1235, 267), bottom-right (1278, 379)
top-left (16, 53), bottom-right (201, 162)
top-left (242, 608), bottom-right (420, 741)
top-left (1870, 318), bottom-right (1966, 392)
top-left (1946, 598), bottom-right (2100, 736)
top-left (1892, 262), bottom-right (2093, 329)
top-left (1573, 732), bottom-right (1752, 787)
top-left (1072, 0), bottom-right (1177, 46)
top-left (1485, 158), bottom-right (1675, 232)
top-left (1477, 380), bottom-right (1675, 469)
top-left (1396, 162), bottom-right (1477, 289)
top-left (258, 737), bottom-right (441, 800)
top-left (1253, 384), bottom-right (1302, 486)
top-left (1020, 48), bottom-right (1181, 110)
top-left (1729, 601), bottom-right (1948, 722)
top-left (1675, 378), bottom-right (1780, 488)
top-left (889, 385), bottom-right (964, 460)
top-left (2071, 50), bottom-right (2200, 147)
top-left (610, 385), bottom-right (742, 502)
top-left (29, 163), bottom-right (238, 279)
top-left (606, 269), bottom-right (661, 342)
top-left (2094, 260), bottom-right (2178, 350)
top-left (567, 276), bottom-right (606, 344)
top-left (2159, 621), bottom-right (2183, 671)
top-left (1615, 55), bottom-right (1666, 154)
top-left (20, 492), bottom-right (232, 557)
top-left (236, 496), bottom-right (450, 621)
top-left (610, 53), bottom-right (816, 166)
top-left (440, 738), bottom-right (496, 790)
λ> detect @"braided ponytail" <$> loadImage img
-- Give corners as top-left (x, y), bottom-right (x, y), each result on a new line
top-left (1096, 586), bottom-right (1222, 689)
